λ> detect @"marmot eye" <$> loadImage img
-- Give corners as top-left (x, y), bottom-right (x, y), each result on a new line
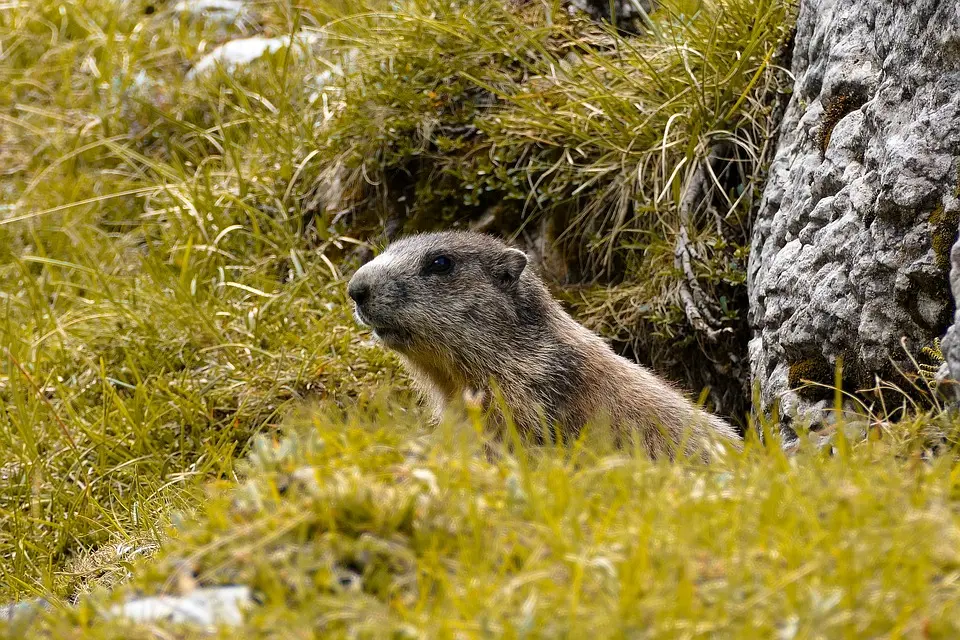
top-left (425, 255), bottom-right (454, 275)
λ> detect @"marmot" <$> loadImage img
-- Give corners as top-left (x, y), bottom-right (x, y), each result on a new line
top-left (347, 231), bottom-right (742, 459)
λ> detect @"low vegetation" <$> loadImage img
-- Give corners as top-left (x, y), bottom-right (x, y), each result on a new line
top-left (3, 0), bottom-right (960, 637)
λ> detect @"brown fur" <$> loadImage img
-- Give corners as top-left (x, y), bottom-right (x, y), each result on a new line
top-left (347, 231), bottom-right (742, 460)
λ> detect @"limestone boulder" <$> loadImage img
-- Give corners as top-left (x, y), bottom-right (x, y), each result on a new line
top-left (748, 0), bottom-right (960, 437)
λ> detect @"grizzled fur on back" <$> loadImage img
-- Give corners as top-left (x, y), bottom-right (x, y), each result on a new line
top-left (347, 231), bottom-right (742, 460)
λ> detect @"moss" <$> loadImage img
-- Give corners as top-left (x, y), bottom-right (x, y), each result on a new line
top-left (787, 356), bottom-right (836, 399)
top-left (922, 338), bottom-right (946, 364)
top-left (930, 204), bottom-right (960, 271)
top-left (918, 338), bottom-right (946, 386)
top-left (815, 91), bottom-right (866, 157)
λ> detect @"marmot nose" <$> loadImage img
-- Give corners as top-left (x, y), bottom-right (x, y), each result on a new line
top-left (347, 279), bottom-right (370, 306)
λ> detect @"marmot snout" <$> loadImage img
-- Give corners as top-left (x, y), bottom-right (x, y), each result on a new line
top-left (348, 231), bottom-right (742, 460)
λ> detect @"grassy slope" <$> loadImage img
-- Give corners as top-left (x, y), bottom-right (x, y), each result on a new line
top-left (2, 0), bottom-right (960, 637)
top-left (0, 0), bottom-right (404, 599)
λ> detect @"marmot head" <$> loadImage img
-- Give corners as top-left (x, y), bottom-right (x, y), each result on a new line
top-left (347, 231), bottom-right (533, 357)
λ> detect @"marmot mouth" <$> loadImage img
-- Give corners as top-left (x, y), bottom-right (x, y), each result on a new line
top-left (354, 308), bottom-right (409, 346)
top-left (353, 307), bottom-right (372, 328)
top-left (371, 326), bottom-right (409, 345)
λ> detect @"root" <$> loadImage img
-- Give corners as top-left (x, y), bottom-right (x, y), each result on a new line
top-left (674, 143), bottom-right (734, 342)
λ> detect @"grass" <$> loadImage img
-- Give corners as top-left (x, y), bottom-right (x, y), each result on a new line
top-left (4, 0), bottom-right (960, 637)
top-left (19, 403), bottom-right (960, 638)
top-left (0, 0), bottom-right (404, 599)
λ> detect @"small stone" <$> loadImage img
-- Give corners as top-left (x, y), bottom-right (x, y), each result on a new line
top-left (173, 0), bottom-right (245, 24)
top-left (186, 33), bottom-right (323, 81)
top-left (105, 585), bottom-right (253, 628)
top-left (1, 598), bottom-right (49, 632)
top-left (411, 468), bottom-right (439, 495)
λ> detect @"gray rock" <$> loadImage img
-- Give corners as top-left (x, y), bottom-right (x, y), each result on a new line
top-left (566, 0), bottom-right (658, 34)
top-left (1, 598), bottom-right (49, 631)
top-left (941, 223), bottom-right (960, 397)
top-left (748, 0), bottom-right (960, 437)
top-left (105, 586), bottom-right (253, 628)
top-left (1, 588), bottom-right (253, 633)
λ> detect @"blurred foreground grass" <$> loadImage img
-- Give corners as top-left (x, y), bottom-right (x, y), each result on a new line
top-left (3, 0), bottom-right (960, 637)
top-left (21, 402), bottom-right (960, 637)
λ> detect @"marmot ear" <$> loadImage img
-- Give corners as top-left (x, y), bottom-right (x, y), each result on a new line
top-left (496, 248), bottom-right (528, 288)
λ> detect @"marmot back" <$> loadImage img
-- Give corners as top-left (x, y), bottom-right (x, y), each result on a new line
top-left (347, 230), bottom-right (742, 459)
